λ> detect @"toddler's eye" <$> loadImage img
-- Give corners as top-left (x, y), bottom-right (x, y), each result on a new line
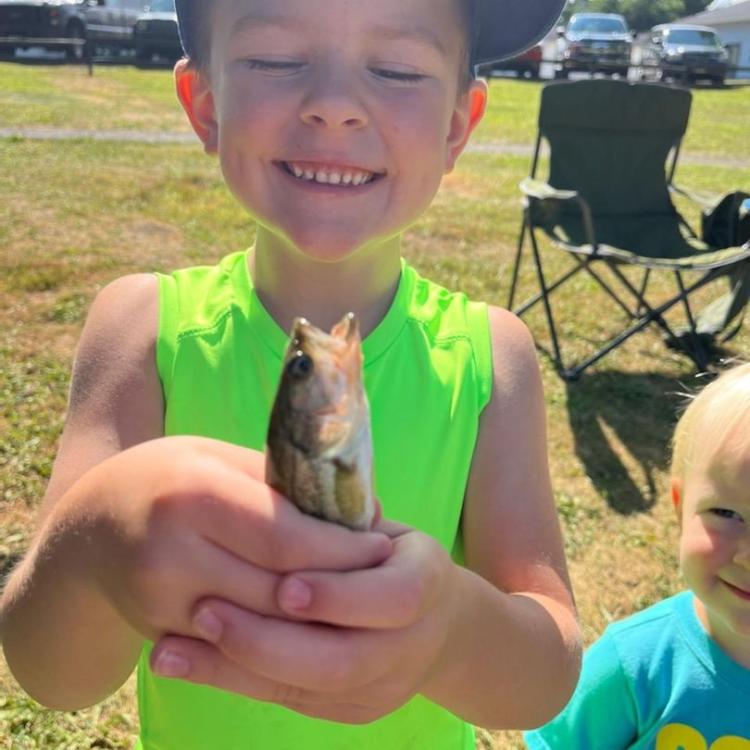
top-left (710, 507), bottom-right (744, 522)
top-left (371, 68), bottom-right (426, 83)
top-left (243, 59), bottom-right (305, 75)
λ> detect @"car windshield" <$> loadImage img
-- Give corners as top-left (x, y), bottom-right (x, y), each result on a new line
top-left (569, 16), bottom-right (627, 34)
top-left (665, 29), bottom-right (720, 46)
top-left (149, 0), bottom-right (175, 12)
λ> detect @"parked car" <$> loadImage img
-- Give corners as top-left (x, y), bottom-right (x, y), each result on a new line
top-left (556, 13), bottom-right (633, 78)
top-left (491, 42), bottom-right (543, 79)
top-left (0, 0), bottom-right (147, 59)
top-left (133, 0), bottom-right (180, 63)
top-left (639, 24), bottom-right (729, 86)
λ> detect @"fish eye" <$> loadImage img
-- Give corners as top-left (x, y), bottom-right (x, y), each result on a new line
top-left (287, 351), bottom-right (313, 380)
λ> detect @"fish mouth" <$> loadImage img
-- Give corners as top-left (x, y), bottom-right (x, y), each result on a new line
top-left (277, 160), bottom-right (386, 187)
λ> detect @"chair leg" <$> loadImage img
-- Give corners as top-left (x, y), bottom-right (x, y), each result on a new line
top-left (507, 212), bottom-right (528, 311)
top-left (637, 269), bottom-right (651, 316)
top-left (562, 268), bottom-right (723, 379)
top-left (529, 228), bottom-right (565, 371)
top-left (605, 263), bottom-right (682, 343)
top-left (675, 271), bottom-right (709, 371)
top-left (579, 261), bottom-right (640, 320)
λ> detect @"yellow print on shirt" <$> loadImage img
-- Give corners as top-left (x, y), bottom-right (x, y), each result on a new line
top-left (656, 724), bottom-right (750, 749)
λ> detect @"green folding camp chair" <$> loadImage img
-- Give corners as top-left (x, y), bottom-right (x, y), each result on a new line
top-left (507, 78), bottom-right (750, 380)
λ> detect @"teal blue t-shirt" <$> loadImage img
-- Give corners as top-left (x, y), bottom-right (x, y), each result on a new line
top-left (524, 591), bottom-right (750, 749)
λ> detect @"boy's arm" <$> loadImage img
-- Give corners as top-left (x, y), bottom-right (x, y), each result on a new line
top-left (1, 274), bottom-right (393, 711)
top-left (419, 305), bottom-right (581, 727)
top-left (0, 274), bottom-right (164, 708)
top-left (143, 307), bottom-right (580, 729)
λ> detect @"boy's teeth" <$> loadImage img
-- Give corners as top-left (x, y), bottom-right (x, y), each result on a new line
top-left (286, 162), bottom-right (374, 186)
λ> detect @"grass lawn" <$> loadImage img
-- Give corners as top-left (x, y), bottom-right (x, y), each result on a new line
top-left (1, 64), bottom-right (749, 749)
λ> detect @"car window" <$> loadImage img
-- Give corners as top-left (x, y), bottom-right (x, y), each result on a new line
top-left (569, 16), bottom-right (628, 34)
top-left (148, 0), bottom-right (175, 11)
top-left (664, 29), bottom-right (720, 46)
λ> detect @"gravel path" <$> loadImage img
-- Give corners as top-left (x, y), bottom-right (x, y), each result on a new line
top-left (1, 126), bottom-right (747, 169)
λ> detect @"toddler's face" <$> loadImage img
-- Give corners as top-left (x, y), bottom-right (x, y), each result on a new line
top-left (186, 0), bottom-right (483, 261)
top-left (676, 437), bottom-right (750, 665)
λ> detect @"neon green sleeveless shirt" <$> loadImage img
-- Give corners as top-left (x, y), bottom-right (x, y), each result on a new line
top-left (136, 250), bottom-right (492, 750)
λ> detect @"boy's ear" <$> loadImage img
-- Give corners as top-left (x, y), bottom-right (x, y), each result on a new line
top-left (444, 79), bottom-right (488, 173)
top-left (671, 478), bottom-right (683, 525)
top-left (174, 59), bottom-right (218, 154)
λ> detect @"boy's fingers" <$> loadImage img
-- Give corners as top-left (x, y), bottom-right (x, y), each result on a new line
top-left (190, 469), bottom-right (393, 574)
top-left (187, 600), bottom-right (385, 694)
top-left (197, 542), bottom-right (285, 619)
top-left (150, 636), bottom-right (388, 724)
top-left (150, 636), bottom-right (324, 705)
top-left (277, 533), bottom-right (442, 628)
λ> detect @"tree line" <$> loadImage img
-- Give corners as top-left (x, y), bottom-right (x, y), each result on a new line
top-left (562, 0), bottom-right (714, 31)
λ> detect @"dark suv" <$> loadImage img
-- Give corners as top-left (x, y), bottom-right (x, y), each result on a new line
top-left (0, 0), bottom-right (148, 59)
top-left (640, 24), bottom-right (729, 87)
top-left (557, 13), bottom-right (633, 78)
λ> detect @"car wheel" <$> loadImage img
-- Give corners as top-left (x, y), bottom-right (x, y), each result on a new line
top-left (711, 76), bottom-right (725, 88)
top-left (65, 21), bottom-right (86, 61)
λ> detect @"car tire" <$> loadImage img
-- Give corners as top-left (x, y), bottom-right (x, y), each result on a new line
top-left (711, 76), bottom-right (725, 88)
top-left (65, 20), bottom-right (86, 61)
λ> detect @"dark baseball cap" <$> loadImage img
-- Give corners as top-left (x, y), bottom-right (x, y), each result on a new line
top-left (173, 0), bottom-right (566, 68)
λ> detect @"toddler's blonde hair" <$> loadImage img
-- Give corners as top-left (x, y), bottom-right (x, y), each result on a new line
top-left (671, 362), bottom-right (750, 481)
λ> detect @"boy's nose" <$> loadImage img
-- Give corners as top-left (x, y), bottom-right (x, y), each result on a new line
top-left (299, 71), bottom-right (368, 130)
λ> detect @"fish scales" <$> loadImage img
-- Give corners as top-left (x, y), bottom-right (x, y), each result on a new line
top-left (266, 313), bottom-right (376, 531)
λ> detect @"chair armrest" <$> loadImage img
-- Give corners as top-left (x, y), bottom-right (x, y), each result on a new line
top-left (669, 183), bottom-right (720, 210)
top-left (520, 177), bottom-right (579, 202)
top-left (520, 178), bottom-right (598, 250)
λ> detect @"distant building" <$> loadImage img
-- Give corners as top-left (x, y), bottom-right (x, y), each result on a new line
top-left (682, 0), bottom-right (750, 77)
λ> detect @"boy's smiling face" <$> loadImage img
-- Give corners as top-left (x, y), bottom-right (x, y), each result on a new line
top-left (674, 436), bottom-right (750, 666)
top-left (176, 0), bottom-right (485, 262)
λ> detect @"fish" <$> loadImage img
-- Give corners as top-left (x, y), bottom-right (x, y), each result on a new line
top-left (266, 313), bottom-right (376, 531)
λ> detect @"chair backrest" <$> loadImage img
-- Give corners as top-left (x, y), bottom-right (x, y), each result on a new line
top-left (539, 79), bottom-right (691, 216)
top-left (536, 80), bottom-right (694, 256)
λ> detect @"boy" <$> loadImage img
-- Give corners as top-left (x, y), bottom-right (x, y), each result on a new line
top-left (1, 2), bottom-right (580, 749)
top-left (524, 363), bottom-right (750, 749)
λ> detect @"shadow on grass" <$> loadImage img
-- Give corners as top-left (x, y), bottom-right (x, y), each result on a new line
top-left (565, 371), bottom-right (688, 515)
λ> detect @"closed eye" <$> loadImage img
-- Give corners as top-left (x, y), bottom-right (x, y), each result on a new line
top-left (710, 507), bottom-right (744, 522)
top-left (243, 59), bottom-right (305, 75)
top-left (370, 68), bottom-right (426, 83)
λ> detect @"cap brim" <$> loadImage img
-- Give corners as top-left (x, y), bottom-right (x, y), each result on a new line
top-left (472, 0), bottom-right (567, 67)
top-left (175, 1), bottom-right (568, 69)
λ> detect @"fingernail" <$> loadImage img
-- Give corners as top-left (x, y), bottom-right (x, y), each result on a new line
top-left (280, 577), bottom-right (313, 611)
top-left (153, 649), bottom-right (190, 678)
top-left (194, 607), bottom-right (223, 642)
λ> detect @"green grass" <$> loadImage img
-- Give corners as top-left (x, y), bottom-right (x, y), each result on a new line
top-left (0, 63), bottom-right (188, 132)
top-left (1, 63), bottom-right (749, 750)
top-left (476, 78), bottom-right (750, 162)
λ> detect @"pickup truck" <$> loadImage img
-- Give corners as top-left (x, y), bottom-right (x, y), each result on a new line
top-left (0, 0), bottom-right (147, 59)
top-left (556, 12), bottom-right (634, 78)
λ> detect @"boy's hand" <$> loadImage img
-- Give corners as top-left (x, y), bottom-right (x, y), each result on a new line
top-left (58, 436), bottom-right (393, 645)
top-left (150, 521), bottom-right (463, 724)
